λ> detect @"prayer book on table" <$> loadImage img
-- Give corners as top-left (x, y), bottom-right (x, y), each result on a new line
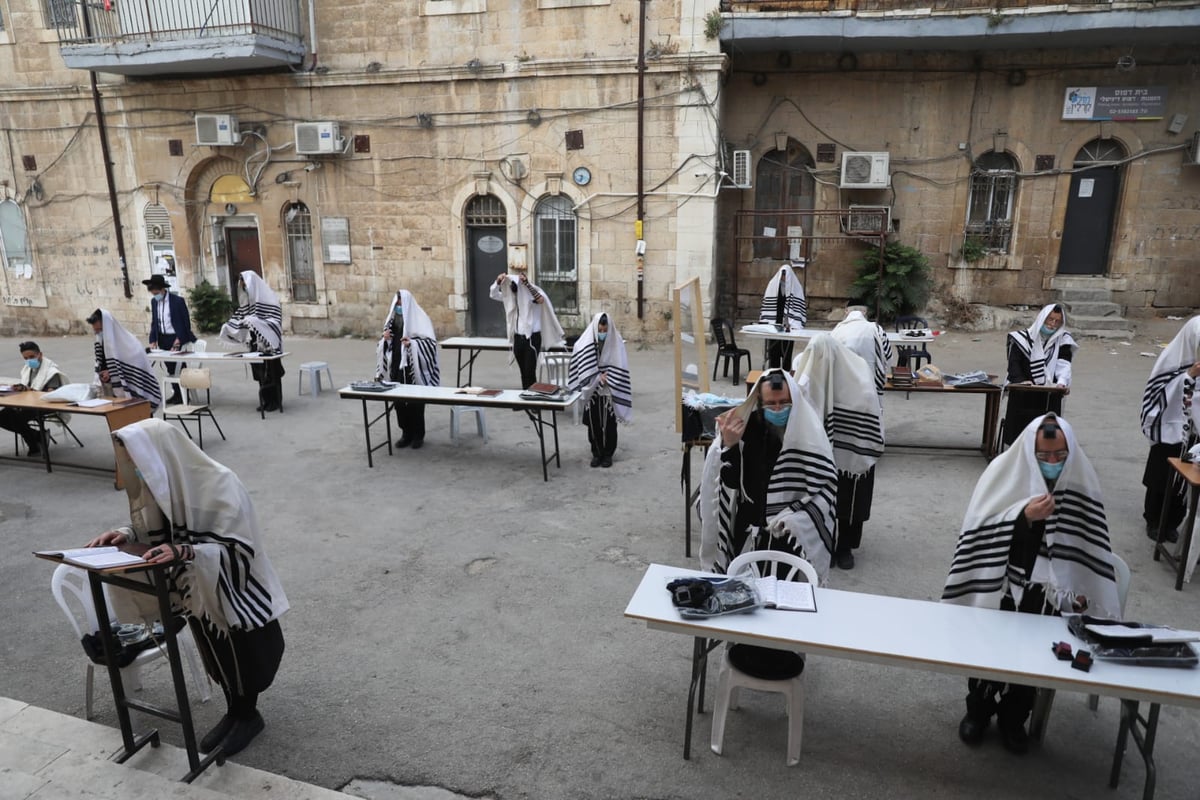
top-left (753, 576), bottom-right (818, 612)
top-left (36, 546), bottom-right (146, 570)
top-left (456, 387), bottom-right (504, 397)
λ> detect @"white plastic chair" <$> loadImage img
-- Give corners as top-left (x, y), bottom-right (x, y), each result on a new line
top-left (161, 368), bottom-right (225, 449)
top-left (191, 339), bottom-right (207, 353)
top-left (1029, 552), bottom-right (1131, 739)
top-left (710, 550), bottom-right (818, 766)
top-left (537, 350), bottom-right (571, 387)
top-left (51, 564), bottom-right (211, 720)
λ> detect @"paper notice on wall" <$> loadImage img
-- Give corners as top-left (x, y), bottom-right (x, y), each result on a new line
top-left (762, 226), bottom-right (776, 238)
top-left (1079, 179), bottom-right (1095, 198)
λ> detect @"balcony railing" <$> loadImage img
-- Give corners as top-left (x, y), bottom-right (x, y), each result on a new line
top-left (723, 0), bottom-right (1158, 11)
top-left (54, 0), bottom-right (302, 45)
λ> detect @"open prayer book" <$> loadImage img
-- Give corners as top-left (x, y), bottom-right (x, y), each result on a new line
top-left (457, 386), bottom-right (504, 397)
top-left (36, 546), bottom-right (146, 570)
top-left (73, 398), bottom-right (112, 408)
top-left (753, 576), bottom-right (818, 612)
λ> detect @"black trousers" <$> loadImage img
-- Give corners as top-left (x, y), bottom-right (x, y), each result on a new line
top-left (188, 617), bottom-right (285, 718)
top-left (1001, 390), bottom-right (1064, 448)
top-left (964, 588), bottom-right (1046, 729)
top-left (585, 395), bottom-right (617, 458)
top-left (156, 334), bottom-right (185, 401)
top-left (251, 360), bottom-right (285, 411)
top-left (393, 400), bottom-right (426, 443)
top-left (835, 468), bottom-right (875, 555)
top-left (1144, 441), bottom-right (1188, 531)
top-left (513, 332), bottom-right (542, 389)
top-left (766, 341), bottom-right (795, 370)
top-left (0, 407), bottom-right (40, 446)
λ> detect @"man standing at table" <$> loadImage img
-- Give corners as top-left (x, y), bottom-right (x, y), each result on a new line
top-left (375, 289), bottom-right (440, 450)
top-left (758, 262), bottom-right (807, 368)
top-left (0, 341), bottom-right (67, 457)
top-left (88, 309), bottom-right (162, 410)
top-left (943, 413), bottom-right (1120, 754)
top-left (490, 264), bottom-right (565, 389)
top-left (144, 274), bottom-right (197, 405)
top-left (698, 368), bottom-right (837, 581)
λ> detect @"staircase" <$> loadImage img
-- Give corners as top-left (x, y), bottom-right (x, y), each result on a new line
top-left (1054, 279), bottom-right (1134, 340)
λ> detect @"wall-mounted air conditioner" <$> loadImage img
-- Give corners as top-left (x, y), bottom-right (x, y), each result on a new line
top-left (840, 151), bottom-right (890, 188)
top-left (294, 122), bottom-right (345, 155)
top-left (845, 205), bottom-right (892, 234)
top-left (195, 114), bottom-right (240, 146)
top-left (1187, 131), bottom-right (1200, 166)
top-left (730, 150), bottom-right (752, 188)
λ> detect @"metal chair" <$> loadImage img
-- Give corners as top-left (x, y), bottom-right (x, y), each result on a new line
top-left (894, 315), bottom-right (933, 370)
top-left (12, 412), bottom-right (83, 456)
top-left (162, 368), bottom-right (225, 450)
top-left (711, 318), bottom-right (752, 386)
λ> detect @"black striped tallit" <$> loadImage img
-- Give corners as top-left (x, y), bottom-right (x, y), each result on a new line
top-left (96, 310), bottom-right (163, 409)
top-left (568, 313), bottom-right (632, 421)
top-left (793, 334), bottom-right (884, 476)
top-left (1141, 316), bottom-right (1200, 444)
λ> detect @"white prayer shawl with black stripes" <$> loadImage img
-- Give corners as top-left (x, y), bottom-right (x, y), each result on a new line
top-left (21, 356), bottom-right (66, 391)
top-left (1142, 315), bottom-right (1200, 445)
top-left (491, 274), bottom-right (566, 350)
top-left (115, 419), bottom-right (289, 634)
top-left (568, 312), bottom-right (632, 423)
top-left (698, 369), bottom-right (837, 582)
top-left (832, 310), bottom-right (893, 398)
top-left (758, 263), bottom-right (807, 331)
top-left (1007, 304), bottom-right (1077, 388)
top-left (792, 333), bottom-right (884, 476)
top-left (220, 271), bottom-right (283, 353)
top-left (94, 309), bottom-right (162, 410)
top-left (374, 289), bottom-right (441, 386)
top-left (942, 414), bottom-right (1119, 618)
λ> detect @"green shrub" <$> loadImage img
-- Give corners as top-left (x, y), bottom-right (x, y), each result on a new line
top-left (959, 235), bottom-right (987, 263)
top-left (188, 280), bottom-right (235, 333)
top-left (849, 242), bottom-right (932, 323)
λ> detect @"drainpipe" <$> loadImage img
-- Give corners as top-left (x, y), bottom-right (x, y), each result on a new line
top-left (80, 2), bottom-right (131, 298)
top-left (635, 0), bottom-right (647, 319)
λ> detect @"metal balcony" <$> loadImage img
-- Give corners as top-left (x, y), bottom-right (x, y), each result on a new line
top-left (54, 0), bottom-right (306, 76)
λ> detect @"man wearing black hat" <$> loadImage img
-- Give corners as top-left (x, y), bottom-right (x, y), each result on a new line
top-left (144, 274), bottom-right (195, 404)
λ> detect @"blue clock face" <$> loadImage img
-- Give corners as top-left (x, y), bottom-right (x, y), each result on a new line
top-left (573, 167), bottom-right (591, 186)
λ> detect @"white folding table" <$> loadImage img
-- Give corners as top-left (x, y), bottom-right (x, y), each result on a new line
top-left (148, 350), bottom-right (289, 419)
top-left (439, 337), bottom-right (511, 387)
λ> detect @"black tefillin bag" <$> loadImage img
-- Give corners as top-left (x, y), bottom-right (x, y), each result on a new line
top-left (666, 576), bottom-right (761, 619)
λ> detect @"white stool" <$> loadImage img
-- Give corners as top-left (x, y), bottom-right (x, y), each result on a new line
top-left (298, 361), bottom-right (333, 397)
top-left (449, 406), bottom-right (488, 443)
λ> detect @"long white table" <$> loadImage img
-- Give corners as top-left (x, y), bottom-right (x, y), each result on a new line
top-left (338, 384), bottom-right (579, 481)
top-left (148, 350), bottom-right (289, 419)
top-left (625, 563), bottom-right (1200, 798)
top-left (439, 337), bottom-right (511, 387)
top-left (738, 326), bottom-right (935, 346)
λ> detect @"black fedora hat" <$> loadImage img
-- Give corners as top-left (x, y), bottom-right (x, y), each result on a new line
top-left (142, 274), bottom-right (170, 290)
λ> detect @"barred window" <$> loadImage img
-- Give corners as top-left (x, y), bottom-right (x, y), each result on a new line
top-left (284, 202), bottom-right (317, 302)
top-left (43, 0), bottom-right (76, 27)
top-left (534, 195), bottom-right (577, 311)
top-left (965, 152), bottom-right (1018, 253)
top-left (0, 200), bottom-right (31, 273)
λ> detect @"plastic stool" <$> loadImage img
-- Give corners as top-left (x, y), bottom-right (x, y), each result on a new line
top-left (298, 361), bottom-right (333, 397)
top-left (449, 406), bottom-right (488, 443)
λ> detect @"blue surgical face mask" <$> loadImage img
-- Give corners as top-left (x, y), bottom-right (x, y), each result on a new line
top-left (1038, 460), bottom-right (1064, 481)
top-left (1040, 325), bottom-right (1056, 338)
top-left (394, 306), bottom-right (403, 316)
top-left (597, 332), bottom-right (608, 342)
top-left (134, 467), bottom-right (143, 480)
top-left (25, 358), bottom-right (40, 369)
top-left (763, 406), bottom-right (791, 428)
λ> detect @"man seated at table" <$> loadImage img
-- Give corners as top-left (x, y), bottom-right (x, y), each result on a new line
top-left (759, 262), bottom-right (807, 368)
top-left (0, 341), bottom-right (67, 456)
top-left (943, 413), bottom-right (1120, 755)
top-left (1002, 304), bottom-right (1076, 448)
top-left (698, 368), bottom-right (837, 582)
top-left (88, 309), bottom-right (162, 410)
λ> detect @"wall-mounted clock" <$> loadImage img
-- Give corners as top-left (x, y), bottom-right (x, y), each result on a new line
top-left (572, 166), bottom-right (592, 186)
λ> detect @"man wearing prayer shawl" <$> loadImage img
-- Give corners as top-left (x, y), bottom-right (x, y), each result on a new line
top-left (758, 262), bottom-right (807, 368)
top-left (1, 341), bottom-right (67, 456)
top-left (794, 333), bottom-right (884, 571)
top-left (220, 271), bottom-right (286, 412)
top-left (87, 309), bottom-right (163, 410)
top-left (489, 264), bottom-right (565, 389)
top-left (1002, 304), bottom-right (1077, 448)
top-left (568, 312), bottom-right (632, 468)
top-left (86, 419), bottom-right (288, 758)
top-left (832, 306), bottom-right (892, 397)
top-left (1140, 315), bottom-right (1200, 543)
top-left (375, 289), bottom-right (440, 449)
top-left (943, 413), bottom-right (1119, 755)
top-left (698, 368), bottom-right (837, 583)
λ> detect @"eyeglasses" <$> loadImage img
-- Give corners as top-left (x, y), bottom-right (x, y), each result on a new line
top-left (761, 401), bottom-right (792, 411)
top-left (1035, 449), bottom-right (1069, 463)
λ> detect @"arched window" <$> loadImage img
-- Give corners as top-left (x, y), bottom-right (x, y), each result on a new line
top-left (0, 199), bottom-right (30, 273)
top-left (753, 143), bottom-right (815, 259)
top-left (966, 152), bottom-right (1018, 253)
top-left (534, 195), bottom-right (577, 311)
top-left (284, 202), bottom-right (316, 302)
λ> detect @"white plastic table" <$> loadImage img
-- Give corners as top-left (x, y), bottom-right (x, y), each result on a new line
top-left (439, 337), bottom-right (512, 387)
top-left (148, 350), bottom-right (289, 419)
top-left (625, 563), bottom-right (1200, 798)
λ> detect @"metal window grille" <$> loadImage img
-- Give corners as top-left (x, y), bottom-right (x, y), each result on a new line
top-left (465, 195), bottom-right (506, 226)
top-left (535, 195), bottom-right (577, 310)
top-left (965, 153), bottom-right (1017, 252)
top-left (144, 203), bottom-right (172, 242)
top-left (286, 203), bottom-right (316, 302)
top-left (0, 199), bottom-right (30, 271)
top-left (43, 0), bottom-right (75, 28)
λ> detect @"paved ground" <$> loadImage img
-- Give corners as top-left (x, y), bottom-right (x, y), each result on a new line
top-left (3, 317), bottom-right (1200, 800)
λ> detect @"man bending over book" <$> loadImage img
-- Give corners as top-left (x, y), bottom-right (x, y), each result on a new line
top-left (0, 340), bottom-right (67, 457)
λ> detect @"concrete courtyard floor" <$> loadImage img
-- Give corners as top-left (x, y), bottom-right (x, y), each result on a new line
top-left (3, 318), bottom-right (1200, 800)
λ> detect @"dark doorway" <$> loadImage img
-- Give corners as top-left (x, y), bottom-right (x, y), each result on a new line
top-left (1058, 139), bottom-right (1124, 276)
top-left (226, 228), bottom-right (263, 304)
top-left (753, 141), bottom-right (816, 260)
top-left (465, 195), bottom-right (508, 336)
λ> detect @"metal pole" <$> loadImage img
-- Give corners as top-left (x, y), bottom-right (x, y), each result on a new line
top-left (80, 1), bottom-right (131, 298)
top-left (635, 0), bottom-right (647, 320)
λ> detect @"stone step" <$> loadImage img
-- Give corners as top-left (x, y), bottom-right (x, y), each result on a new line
top-left (1056, 288), bottom-right (1114, 303)
top-left (1070, 314), bottom-right (1132, 331)
top-left (1063, 301), bottom-right (1124, 318)
top-left (1074, 328), bottom-right (1136, 340)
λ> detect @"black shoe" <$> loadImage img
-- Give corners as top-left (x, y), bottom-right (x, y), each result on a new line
top-left (999, 722), bottom-right (1029, 755)
top-left (410, 439), bottom-right (423, 450)
top-left (218, 711), bottom-right (265, 758)
top-left (255, 405), bottom-right (265, 413)
top-left (395, 437), bottom-right (412, 448)
top-left (958, 713), bottom-right (988, 746)
top-left (199, 714), bottom-right (234, 754)
top-left (601, 456), bottom-right (612, 468)
top-left (590, 456), bottom-right (601, 468)
top-left (835, 551), bottom-right (855, 570)
top-left (1147, 522), bottom-right (1179, 544)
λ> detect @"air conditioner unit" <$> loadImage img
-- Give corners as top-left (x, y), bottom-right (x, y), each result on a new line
top-left (195, 114), bottom-right (240, 146)
top-left (294, 121), bottom-right (345, 155)
top-left (840, 151), bottom-right (890, 189)
top-left (730, 149), bottom-right (752, 188)
top-left (845, 205), bottom-right (891, 234)
top-left (1187, 131), bottom-right (1200, 166)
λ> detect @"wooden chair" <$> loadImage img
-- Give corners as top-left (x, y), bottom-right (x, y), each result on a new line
top-left (711, 319), bottom-right (752, 386)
